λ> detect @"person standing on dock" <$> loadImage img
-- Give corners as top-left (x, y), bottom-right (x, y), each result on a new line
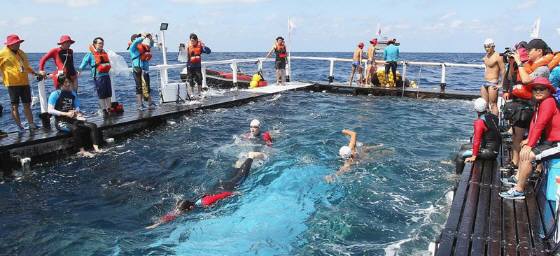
top-left (38, 35), bottom-right (78, 91)
top-left (464, 98), bottom-right (501, 163)
top-left (128, 33), bottom-right (155, 110)
top-left (0, 34), bottom-right (39, 133)
top-left (265, 36), bottom-right (288, 86)
top-left (47, 74), bottom-right (103, 158)
top-left (78, 37), bottom-right (112, 116)
top-left (500, 77), bottom-right (560, 200)
top-left (186, 33), bottom-right (211, 98)
top-left (365, 39), bottom-right (378, 87)
top-left (348, 42), bottom-right (364, 86)
top-left (481, 38), bottom-right (504, 116)
top-left (383, 39), bottom-right (399, 87)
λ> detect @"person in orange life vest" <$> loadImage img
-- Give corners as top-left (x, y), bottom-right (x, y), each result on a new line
top-left (186, 33), bottom-right (211, 98)
top-left (38, 35), bottom-right (78, 91)
top-left (265, 36), bottom-right (288, 86)
top-left (506, 39), bottom-right (552, 170)
top-left (128, 33), bottom-right (155, 110)
top-left (146, 158), bottom-right (253, 229)
top-left (0, 34), bottom-right (40, 132)
top-left (500, 77), bottom-right (560, 200)
top-left (77, 37), bottom-right (112, 117)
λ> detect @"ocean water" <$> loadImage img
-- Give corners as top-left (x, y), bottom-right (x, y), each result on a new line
top-left (0, 52), bottom-right (479, 255)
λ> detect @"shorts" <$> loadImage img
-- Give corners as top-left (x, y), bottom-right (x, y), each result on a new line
top-left (8, 86), bottom-right (32, 105)
top-left (352, 61), bottom-right (360, 67)
top-left (483, 81), bottom-right (498, 89)
top-left (94, 76), bottom-right (112, 99)
top-left (533, 142), bottom-right (560, 161)
top-left (275, 60), bottom-right (286, 70)
top-left (133, 67), bottom-right (150, 96)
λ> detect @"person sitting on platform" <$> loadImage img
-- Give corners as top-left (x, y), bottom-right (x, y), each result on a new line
top-left (500, 77), bottom-right (560, 200)
top-left (463, 98), bottom-right (501, 163)
top-left (48, 75), bottom-right (103, 158)
top-left (146, 158), bottom-right (253, 229)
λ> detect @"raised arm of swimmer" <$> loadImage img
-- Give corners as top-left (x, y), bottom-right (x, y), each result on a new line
top-left (325, 130), bottom-right (357, 183)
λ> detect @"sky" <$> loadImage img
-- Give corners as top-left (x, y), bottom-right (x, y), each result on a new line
top-left (1, 0), bottom-right (560, 53)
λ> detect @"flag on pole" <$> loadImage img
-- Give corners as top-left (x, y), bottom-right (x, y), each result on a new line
top-left (376, 23), bottom-right (382, 37)
top-left (530, 17), bottom-right (541, 39)
top-left (288, 18), bottom-right (296, 32)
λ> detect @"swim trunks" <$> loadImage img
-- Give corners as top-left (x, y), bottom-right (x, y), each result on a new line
top-left (483, 81), bottom-right (498, 88)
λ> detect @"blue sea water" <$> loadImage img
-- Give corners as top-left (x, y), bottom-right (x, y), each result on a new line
top-left (0, 52), bottom-right (480, 255)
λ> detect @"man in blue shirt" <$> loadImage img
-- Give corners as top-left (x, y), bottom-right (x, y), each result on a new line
top-left (48, 74), bottom-right (102, 157)
top-left (128, 33), bottom-right (155, 110)
top-left (383, 39), bottom-right (400, 86)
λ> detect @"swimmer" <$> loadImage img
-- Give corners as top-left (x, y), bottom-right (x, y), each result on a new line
top-left (325, 129), bottom-right (386, 183)
top-left (146, 158), bottom-right (253, 229)
top-left (242, 119), bottom-right (272, 146)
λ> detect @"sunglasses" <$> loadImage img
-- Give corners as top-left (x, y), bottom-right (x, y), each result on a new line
top-left (532, 87), bottom-right (548, 92)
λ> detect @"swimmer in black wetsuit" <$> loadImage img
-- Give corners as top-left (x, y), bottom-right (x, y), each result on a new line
top-left (146, 158), bottom-right (253, 229)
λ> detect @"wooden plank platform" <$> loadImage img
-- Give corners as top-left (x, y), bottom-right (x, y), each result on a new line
top-left (311, 83), bottom-right (478, 100)
top-left (435, 154), bottom-right (551, 255)
top-left (0, 83), bottom-right (312, 171)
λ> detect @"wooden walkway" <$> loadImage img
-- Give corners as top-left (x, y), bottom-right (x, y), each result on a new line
top-left (435, 142), bottom-right (557, 255)
top-left (0, 83), bottom-right (312, 171)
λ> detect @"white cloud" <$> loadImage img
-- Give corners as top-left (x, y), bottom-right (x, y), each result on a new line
top-left (170, 0), bottom-right (264, 4)
top-left (515, 0), bottom-right (537, 10)
top-left (132, 15), bottom-right (157, 25)
top-left (18, 16), bottom-right (37, 26)
top-left (439, 11), bottom-right (456, 20)
top-left (33, 0), bottom-right (99, 7)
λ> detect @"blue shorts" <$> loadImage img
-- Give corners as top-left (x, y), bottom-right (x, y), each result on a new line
top-left (94, 75), bottom-right (112, 99)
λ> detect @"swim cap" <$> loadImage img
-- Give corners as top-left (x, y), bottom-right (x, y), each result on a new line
top-left (358, 42), bottom-right (364, 49)
top-left (483, 38), bottom-right (494, 46)
top-left (250, 119), bottom-right (261, 127)
top-left (473, 98), bottom-right (487, 113)
top-left (339, 146), bottom-right (352, 159)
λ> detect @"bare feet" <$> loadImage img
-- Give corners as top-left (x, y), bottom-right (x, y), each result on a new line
top-left (78, 150), bottom-right (95, 158)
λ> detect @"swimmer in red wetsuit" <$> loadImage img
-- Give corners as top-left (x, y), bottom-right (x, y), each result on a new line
top-left (146, 158), bottom-right (253, 229)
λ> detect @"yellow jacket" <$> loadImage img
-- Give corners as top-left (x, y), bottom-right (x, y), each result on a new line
top-left (0, 47), bottom-right (33, 87)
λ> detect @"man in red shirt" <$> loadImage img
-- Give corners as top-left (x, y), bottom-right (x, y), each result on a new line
top-left (501, 77), bottom-right (560, 199)
top-left (39, 35), bottom-right (78, 90)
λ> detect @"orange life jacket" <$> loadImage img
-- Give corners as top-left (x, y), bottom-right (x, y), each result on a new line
top-left (138, 44), bottom-right (152, 61)
top-left (275, 43), bottom-right (287, 59)
top-left (188, 42), bottom-right (202, 64)
top-left (512, 55), bottom-right (554, 100)
top-left (89, 45), bottom-right (111, 74)
top-left (548, 52), bottom-right (560, 70)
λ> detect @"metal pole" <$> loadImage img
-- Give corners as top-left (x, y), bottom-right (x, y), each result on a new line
top-left (328, 59), bottom-right (335, 84)
top-left (160, 30), bottom-right (169, 85)
top-left (440, 63), bottom-right (446, 93)
top-left (286, 18), bottom-right (291, 82)
top-left (401, 62), bottom-right (407, 96)
top-left (202, 64), bottom-right (207, 88)
top-left (232, 61), bottom-right (238, 88)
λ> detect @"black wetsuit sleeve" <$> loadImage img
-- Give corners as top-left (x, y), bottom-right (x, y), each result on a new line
top-left (216, 158), bottom-right (253, 191)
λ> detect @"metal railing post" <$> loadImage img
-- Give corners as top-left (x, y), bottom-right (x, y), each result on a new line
top-left (401, 61), bottom-right (407, 97)
top-left (202, 64), bottom-right (207, 88)
top-left (231, 61), bottom-right (238, 88)
top-left (328, 59), bottom-right (335, 84)
top-left (440, 63), bottom-right (447, 93)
